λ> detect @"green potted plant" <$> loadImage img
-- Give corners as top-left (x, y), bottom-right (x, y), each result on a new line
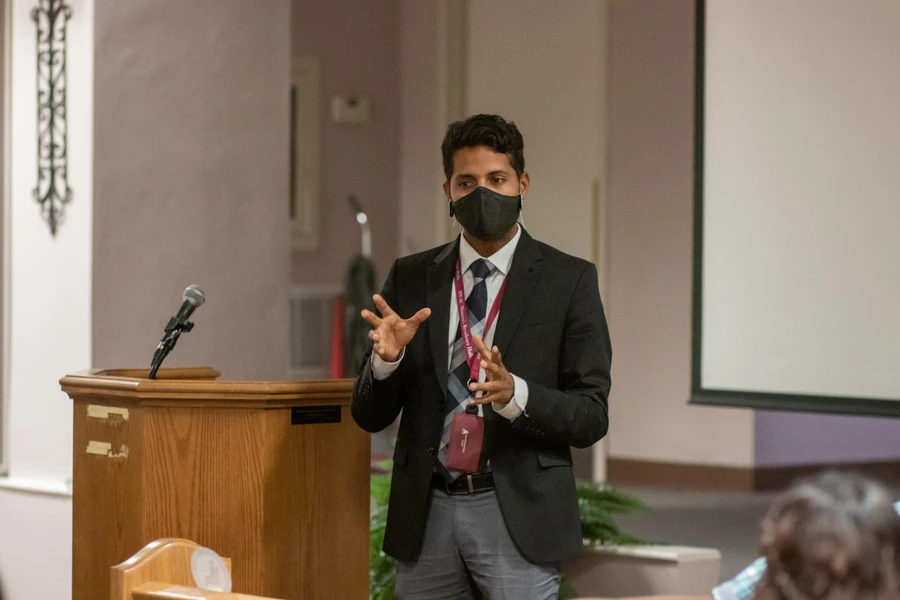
top-left (369, 462), bottom-right (647, 600)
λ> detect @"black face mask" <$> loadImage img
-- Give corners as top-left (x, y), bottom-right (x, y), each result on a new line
top-left (449, 186), bottom-right (522, 242)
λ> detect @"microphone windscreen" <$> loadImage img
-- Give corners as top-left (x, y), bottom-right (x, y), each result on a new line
top-left (183, 284), bottom-right (206, 307)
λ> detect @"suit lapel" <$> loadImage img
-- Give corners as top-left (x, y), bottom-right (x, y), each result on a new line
top-left (492, 229), bottom-right (543, 357)
top-left (425, 239), bottom-right (459, 402)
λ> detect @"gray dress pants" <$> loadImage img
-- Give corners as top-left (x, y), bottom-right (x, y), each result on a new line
top-left (395, 489), bottom-right (560, 600)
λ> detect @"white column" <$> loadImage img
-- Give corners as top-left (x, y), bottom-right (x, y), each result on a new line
top-left (5, 0), bottom-right (92, 485)
top-left (0, 1), bottom-right (94, 597)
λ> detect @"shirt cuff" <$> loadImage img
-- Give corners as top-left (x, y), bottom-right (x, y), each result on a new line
top-left (712, 583), bottom-right (736, 600)
top-left (371, 348), bottom-right (405, 381)
top-left (493, 374), bottom-right (528, 421)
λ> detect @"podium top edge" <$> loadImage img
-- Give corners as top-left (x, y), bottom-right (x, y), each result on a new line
top-left (58, 367), bottom-right (356, 404)
top-left (91, 367), bottom-right (223, 380)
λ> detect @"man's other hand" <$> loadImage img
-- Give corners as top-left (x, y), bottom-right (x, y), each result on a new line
top-left (467, 335), bottom-right (515, 406)
top-left (361, 294), bottom-right (431, 362)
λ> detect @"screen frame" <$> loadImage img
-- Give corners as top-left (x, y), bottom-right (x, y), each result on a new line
top-left (689, 0), bottom-right (900, 418)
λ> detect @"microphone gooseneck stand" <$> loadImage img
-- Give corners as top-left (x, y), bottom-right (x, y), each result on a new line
top-left (148, 317), bottom-right (195, 380)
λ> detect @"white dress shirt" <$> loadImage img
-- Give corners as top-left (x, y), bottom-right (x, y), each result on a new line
top-left (371, 225), bottom-right (529, 421)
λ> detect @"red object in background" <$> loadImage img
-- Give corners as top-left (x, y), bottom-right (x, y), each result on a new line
top-left (330, 295), bottom-right (346, 379)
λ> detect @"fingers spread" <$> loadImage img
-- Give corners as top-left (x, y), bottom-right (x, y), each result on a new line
top-left (409, 307), bottom-right (432, 327)
top-left (481, 359), bottom-right (501, 372)
top-left (468, 393), bottom-right (498, 406)
top-left (481, 360), bottom-right (502, 381)
top-left (473, 336), bottom-right (494, 364)
top-left (473, 335), bottom-right (489, 355)
top-left (469, 380), bottom-right (502, 394)
top-left (361, 309), bottom-right (381, 327)
top-left (372, 294), bottom-right (396, 317)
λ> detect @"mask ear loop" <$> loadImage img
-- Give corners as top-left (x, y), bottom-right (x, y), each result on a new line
top-left (517, 191), bottom-right (526, 229)
top-left (448, 197), bottom-right (459, 230)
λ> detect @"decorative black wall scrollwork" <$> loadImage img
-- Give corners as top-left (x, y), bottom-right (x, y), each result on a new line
top-left (32, 0), bottom-right (73, 236)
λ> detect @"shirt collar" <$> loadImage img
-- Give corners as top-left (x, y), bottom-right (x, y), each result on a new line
top-left (458, 224), bottom-right (522, 276)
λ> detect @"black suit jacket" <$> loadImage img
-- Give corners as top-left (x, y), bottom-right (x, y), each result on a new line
top-left (352, 230), bottom-right (612, 564)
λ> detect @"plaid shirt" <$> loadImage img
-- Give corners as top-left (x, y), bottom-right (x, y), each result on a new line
top-left (712, 502), bottom-right (900, 600)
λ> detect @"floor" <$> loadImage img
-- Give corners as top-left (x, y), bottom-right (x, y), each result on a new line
top-left (614, 485), bottom-right (900, 583)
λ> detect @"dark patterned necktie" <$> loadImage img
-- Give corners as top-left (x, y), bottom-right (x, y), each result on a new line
top-left (437, 259), bottom-right (492, 481)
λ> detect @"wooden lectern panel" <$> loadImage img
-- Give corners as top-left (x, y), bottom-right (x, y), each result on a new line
top-left (63, 369), bottom-right (368, 600)
top-left (262, 409), bottom-right (370, 599)
top-left (140, 407), bottom-right (268, 585)
top-left (73, 398), bottom-right (146, 597)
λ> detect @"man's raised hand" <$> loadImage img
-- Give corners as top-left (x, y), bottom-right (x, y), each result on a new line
top-left (467, 335), bottom-right (515, 406)
top-left (361, 294), bottom-right (432, 362)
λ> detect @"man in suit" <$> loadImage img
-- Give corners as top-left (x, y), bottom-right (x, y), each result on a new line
top-left (352, 114), bottom-right (612, 599)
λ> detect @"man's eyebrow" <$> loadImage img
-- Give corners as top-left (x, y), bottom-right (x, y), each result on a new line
top-left (454, 169), bottom-right (510, 180)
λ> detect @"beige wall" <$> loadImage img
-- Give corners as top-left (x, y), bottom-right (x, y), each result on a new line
top-left (291, 0), bottom-right (401, 285)
top-left (398, 0), bottom-right (451, 257)
top-left (467, 0), bottom-right (606, 263)
top-left (92, 0), bottom-right (292, 380)
top-left (606, 0), bottom-right (755, 468)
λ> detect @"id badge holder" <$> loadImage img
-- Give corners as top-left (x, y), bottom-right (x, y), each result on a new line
top-left (445, 403), bottom-right (484, 473)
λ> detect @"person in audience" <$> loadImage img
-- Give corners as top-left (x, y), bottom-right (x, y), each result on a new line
top-left (608, 473), bottom-right (900, 600)
top-left (352, 114), bottom-right (611, 600)
top-left (715, 472), bottom-right (900, 600)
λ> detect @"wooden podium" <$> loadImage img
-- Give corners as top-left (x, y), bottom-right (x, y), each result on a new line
top-left (60, 368), bottom-right (369, 600)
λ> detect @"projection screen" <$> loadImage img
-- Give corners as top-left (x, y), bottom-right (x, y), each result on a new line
top-left (691, 0), bottom-right (900, 417)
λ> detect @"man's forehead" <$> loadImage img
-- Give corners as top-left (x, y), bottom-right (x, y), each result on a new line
top-left (452, 146), bottom-right (514, 177)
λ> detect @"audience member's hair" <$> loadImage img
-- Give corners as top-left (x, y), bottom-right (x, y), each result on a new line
top-left (441, 114), bottom-right (525, 181)
top-left (753, 472), bottom-right (900, 600)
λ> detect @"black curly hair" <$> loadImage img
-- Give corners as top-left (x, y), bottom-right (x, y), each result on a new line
top-left (441, 114), bottom-right (525, 181)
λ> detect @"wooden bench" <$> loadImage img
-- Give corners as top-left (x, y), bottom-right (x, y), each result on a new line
top-left (112, 539), bottom-right (283, 600)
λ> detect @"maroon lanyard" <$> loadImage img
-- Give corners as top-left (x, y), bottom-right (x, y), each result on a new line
top-left (454, 259), bottom-right (508, 384)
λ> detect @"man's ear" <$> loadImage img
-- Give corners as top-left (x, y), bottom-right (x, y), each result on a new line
top-left (519, 172), bottom-right (531, 198)
top-left (443, 180), bottom-right (454, 216)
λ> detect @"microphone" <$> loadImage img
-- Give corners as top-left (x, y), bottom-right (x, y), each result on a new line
top-left (166, 284), bottom-right (206, 332)
top-left (149, 285), bottom-right (206, 379)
